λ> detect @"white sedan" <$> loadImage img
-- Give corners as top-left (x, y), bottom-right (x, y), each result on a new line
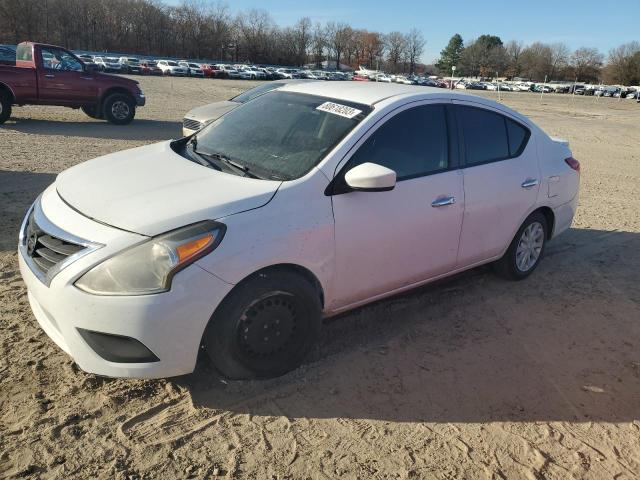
top-left (19, 83), bottom-right (580, 380)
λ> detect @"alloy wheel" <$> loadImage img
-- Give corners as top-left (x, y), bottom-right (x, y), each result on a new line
top-left (111, 101), bottom-right (130, 120)
top-left (515, 221), bottom-right (544, 272)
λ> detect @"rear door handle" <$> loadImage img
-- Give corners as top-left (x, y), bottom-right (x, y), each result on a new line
top-left (521, 178), bottom-right (539, 188)
top-left (44, 74), bottom-right (55, 79)
top-left (431, 196), bottom-right (456, 207)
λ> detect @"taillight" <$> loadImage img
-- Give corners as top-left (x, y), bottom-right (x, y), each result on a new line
top-left (565, 157), bottom-right (580, 173)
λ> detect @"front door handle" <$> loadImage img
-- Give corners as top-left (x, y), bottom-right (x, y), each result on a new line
top-left (431, 196), bottom-right (456, 207)
top-left (521, 178), bottom-right (539, 188)
top-left (44, 74), bottom-right (55, 79)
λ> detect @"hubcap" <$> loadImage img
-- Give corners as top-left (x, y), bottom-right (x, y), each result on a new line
top-left (111, 100), bottom-right (130, 120)
top-left (238, 294), bottom-right (297, 358)
top-left (515, 221), bottom-right (544, 272)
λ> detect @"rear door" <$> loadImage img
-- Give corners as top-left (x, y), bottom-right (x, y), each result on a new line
top-left (36, 46), bottom-right (98, 105)
top-left (453, 102), bottom-right (540, 267)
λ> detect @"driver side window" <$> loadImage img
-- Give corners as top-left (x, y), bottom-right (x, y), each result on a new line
top-left (347, 104), bottom-right (450, 181)
top-left (41, 48), bottom-right (83, 72)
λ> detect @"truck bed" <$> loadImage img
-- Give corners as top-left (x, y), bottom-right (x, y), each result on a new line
top-left (0, 65), bottom-right (37, 103)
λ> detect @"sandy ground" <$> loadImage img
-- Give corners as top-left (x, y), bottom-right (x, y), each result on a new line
top-left (1, 78), bottom-right (639, 480)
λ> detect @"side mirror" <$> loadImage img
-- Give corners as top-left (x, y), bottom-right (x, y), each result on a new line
top-left (85, 63), bottom-right (98, 73)
top-left (344, 162), bottom-right (396, 192)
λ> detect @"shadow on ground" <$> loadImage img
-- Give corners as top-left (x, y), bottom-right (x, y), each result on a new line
top-left (2, 118), bottom-right (181, 141)
top-left (183, 227), bottom-right (640, 424)
top-left (0, 170), bottom-right (57, 251)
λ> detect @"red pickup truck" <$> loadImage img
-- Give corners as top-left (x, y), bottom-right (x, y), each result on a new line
top-left (0, 42), bottom-right (145, 125)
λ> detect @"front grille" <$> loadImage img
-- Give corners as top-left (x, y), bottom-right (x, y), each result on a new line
top-left (183, 118), bottom-right (202, 132)
top-left (24, 212), bottom-right (85, 278)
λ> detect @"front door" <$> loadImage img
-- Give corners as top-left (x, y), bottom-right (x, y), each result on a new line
top-left (330, 102), bottom-right (464, 309)
top-left (37, 47), bottom-right (98, 105)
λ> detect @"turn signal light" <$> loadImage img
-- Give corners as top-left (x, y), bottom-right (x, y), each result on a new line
top-left (176, 234), bottom-right (215, 263)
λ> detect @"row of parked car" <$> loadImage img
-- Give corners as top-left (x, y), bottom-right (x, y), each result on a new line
top-left (76, 54), bottom-right (353, 81)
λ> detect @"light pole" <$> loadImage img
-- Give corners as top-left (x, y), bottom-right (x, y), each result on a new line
top-left (451, 65), bottom-right (456, 90)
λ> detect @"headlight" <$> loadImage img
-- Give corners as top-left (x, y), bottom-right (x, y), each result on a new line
top-left (75, 221), bottom-right (225, 296)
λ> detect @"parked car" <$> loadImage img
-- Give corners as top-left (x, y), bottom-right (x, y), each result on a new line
top-left (274, 68), bottom-right (299, 79)
top-left (374, 73), bottom-right (393, 83)
top-left (182, 80), bottom-right (309, 136)
top-left (118, 57), bottom-right (142, 74)
top-left (77, 54), bottom-right (94, 64)
top-left (216, 64), bottom-right (241, 79)
top-left (157, 60), bottom-right (188, 76)
top-left (19, 82), bottom-right (579, 380)
top-left (93, 56), bottom-right (124, 73)
top-left (533, 85), bottom-right (554, 93)
top-left (139, 60), bottom-right (163, 76)
top-left (0, 42), bottom-right (145, 124)
top-left (178, 61), bottom-right (205, 77)
top-left (200, 64), bottom-right (224, 78)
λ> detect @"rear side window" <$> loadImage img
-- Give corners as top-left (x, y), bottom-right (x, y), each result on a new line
top-left (458, 105), bottom-right (529, 165)
top-left (348, 104), bottom-right (449, 181)
top-left (506, 118), bottom-right (528, 156)
top-left (16, 44), bottom-right (32, 61)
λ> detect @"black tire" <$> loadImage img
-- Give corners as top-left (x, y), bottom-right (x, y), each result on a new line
top-left (81, 105), bottom-right (103, 119)
top-left (203, 270), bottom-right (322, 380)
top-left (103, 93), bottom-right (135, 125)
top-left (0, 90), bottom-right (12, 124)
top-left (493, 211), bottom-right (548, 280)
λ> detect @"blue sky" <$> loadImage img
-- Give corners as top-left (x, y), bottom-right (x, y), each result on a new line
top-left (168, 0), bottom-right (637, 63)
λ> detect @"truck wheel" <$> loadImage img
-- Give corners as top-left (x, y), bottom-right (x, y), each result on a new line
top-left (0, 91), bottom-right (12, 124)
top-left (103, 93), bottom-right (135, 125)
top-left (81, 105), bottom-right (103, 119)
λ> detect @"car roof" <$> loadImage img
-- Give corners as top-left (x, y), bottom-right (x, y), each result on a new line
top-left (280, 81), bottom-right (447, 105)
top-left (278, 81), bottom-right (535, 126)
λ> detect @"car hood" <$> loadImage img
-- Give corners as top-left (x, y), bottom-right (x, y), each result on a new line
top-left (56, 141), bottom-right (281, 236)
top-left (184, 100), bottom-right (239, 123)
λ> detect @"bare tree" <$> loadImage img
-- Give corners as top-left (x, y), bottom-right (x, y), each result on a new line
top-left (405, 28), bottom-right (425, 74)
top-left (385, 31), bottom-right (407, 73)
top-left (570, 47), bottom-right (603, 82)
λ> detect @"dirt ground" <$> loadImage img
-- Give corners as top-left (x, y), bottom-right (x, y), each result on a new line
top-left (1, 77), bottom-right (639, 480)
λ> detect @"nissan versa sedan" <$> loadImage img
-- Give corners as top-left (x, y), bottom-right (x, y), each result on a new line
top-left (19, 82), bottom-right (580, 380)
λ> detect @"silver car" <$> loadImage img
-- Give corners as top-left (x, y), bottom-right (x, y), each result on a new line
top-left (182, 80), bottom-right (309, 136)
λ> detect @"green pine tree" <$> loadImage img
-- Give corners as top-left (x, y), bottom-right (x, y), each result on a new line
top-left (436, 34), bottom-right (464, 73)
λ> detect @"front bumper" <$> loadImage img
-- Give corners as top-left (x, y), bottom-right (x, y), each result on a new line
top-left (135, 93), bottom-right (146, 107)
top-left (18, 187), bottom-right (233, 378)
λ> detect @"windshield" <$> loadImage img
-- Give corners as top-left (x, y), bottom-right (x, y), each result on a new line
top-left (231, 82), bottom-right (286, 103)
top-left (192, 91), bottom-right (370, 180)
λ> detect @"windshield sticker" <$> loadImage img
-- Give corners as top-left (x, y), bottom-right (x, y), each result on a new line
top-left (316, 102), bottom-right (362, 119)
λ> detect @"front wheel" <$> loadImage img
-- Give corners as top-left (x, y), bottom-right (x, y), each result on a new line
top-left (203, 271), bottom-right (322, 380)
top-left (103, 93), bottom-right (135, 125)
top-left (0, 90), bottom-right (11, 124)
top-left (493, 211), bottom-right (548, 280)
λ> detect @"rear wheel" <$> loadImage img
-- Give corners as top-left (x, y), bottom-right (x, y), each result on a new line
top-left (0, 90), bottom-right (12, 124)
top-left (103, 93), bottom-right (135, 125)
top-left (493, 211), bottom-right (548, 280)
top-left (81, 105), bottom-right (103, 119)
top-left (203, 270), bottom-right (322, 380)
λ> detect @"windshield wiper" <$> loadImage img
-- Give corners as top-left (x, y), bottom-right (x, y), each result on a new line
top-left (186, 136), bottom-right (222, 170)
top-left (199, 151), bottom-right (261, 179)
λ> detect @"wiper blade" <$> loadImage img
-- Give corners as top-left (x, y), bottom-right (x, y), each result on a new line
top-left (200, 151), bottom-right (261, 179)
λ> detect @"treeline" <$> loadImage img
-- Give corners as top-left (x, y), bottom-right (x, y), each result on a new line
top-left (0, 0), bottom-right (638, 83)
top-left (0, 0), bottom-right (424, 73)
top-left (436, 33), bottom-right (640, 84)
